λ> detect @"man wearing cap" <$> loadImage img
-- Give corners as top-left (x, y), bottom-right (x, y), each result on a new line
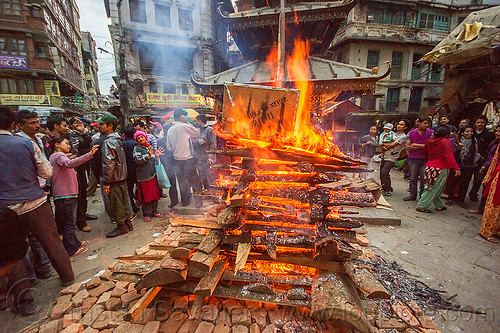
top-left (166, 108), bottom-right (202, 207)
top-left (379, 120), bottom-right (408, 196)
top-left (98, 113), bottom-right (134, 238)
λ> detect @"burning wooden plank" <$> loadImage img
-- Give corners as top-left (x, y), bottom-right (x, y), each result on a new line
top-left (193, 255), bottom-right (229, 297)
top-left (343, 261), bottom-right (390, 300)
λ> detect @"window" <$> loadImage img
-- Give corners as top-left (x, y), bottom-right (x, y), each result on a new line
top-left (30, 6), bottom-right (42, 18)
top-left (430, 63), bottom-right (442, 82)
top-left (0, 0), bottom-right (22, 20)
top-left (178, 9), bottom-right (193, 31)
top-left (34, 43), bottom-right (47, 58)
top-left (0, 78), bottom-right (35, 94)
top-left (367, 50), bottom-right (379, 69)
top-left (163, 83), bottom-right (176, 93)
top-left (390, 51), bottom-right (403, 79)
top-left (418, 12), bottom-right (449, 31)
top-left (368, 7), bottom-right (414, 27)
top-left (129, 0), bottom-right (146, 23)
top-left (149, 82), bottom-right (157, 93)
top-left (408, 87), bottom-right (423, 113)
top-left (0, 37), bottom-right (26, 56)
top-left (181, 84), bottom-right (189, 94)
top-left (411, 53), bottom-right (423, 80)
top-left (155, 4), bottom-right (171, 27)
top-left (386, 88), bottom-right (400, 113)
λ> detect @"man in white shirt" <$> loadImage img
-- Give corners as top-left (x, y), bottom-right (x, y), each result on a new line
top-left (166, 109), bottom-right (202, 207)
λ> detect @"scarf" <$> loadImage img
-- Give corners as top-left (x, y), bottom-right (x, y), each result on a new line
top-left (424, 167), bottom-right (441, 190)
top-left (459, 136), bottom-right (473, 163)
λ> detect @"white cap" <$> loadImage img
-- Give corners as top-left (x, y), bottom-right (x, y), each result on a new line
top-left (383, 123), bottom-right (394, 130)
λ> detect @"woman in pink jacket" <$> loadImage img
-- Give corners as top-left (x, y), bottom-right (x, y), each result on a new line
top-left (50, 137), bottom-right (98, 256)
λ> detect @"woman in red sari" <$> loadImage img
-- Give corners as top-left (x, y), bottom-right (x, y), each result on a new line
top-left (480, 144), bottom-right (500, 243)
top-left (133, 131), bottom-right (164, 222)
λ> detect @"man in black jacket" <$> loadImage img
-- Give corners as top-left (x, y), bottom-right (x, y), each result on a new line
top-left (469, 115), bottom-right (495, 201)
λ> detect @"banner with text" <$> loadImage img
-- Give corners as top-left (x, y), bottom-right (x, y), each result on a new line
top-left (0, 55), bottom-right (28, 69)
top-left (0, 94), bottom-right (51, 106)
top-left (44, 80), bottom-right (61, 96)
top-left (146, 93), bottom-right (204, 108)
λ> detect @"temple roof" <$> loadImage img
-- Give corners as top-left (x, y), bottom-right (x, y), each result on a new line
top-left (219, 0), bottom-right (356, 59)
top-left (192, 57), bottom-right (390, 94)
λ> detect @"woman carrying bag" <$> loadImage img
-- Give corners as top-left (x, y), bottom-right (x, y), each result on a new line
top-left (133, 131), bottom-right (165, 222)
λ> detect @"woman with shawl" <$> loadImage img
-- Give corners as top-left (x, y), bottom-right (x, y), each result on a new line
top-left (479, 142), bottom-right (500, 243)
top-left (445, 126), bottom-right (479, 208)
top-left (133, 131), bottom-right (164, 222)
top-left (416, 127), bottom-right (461, 213)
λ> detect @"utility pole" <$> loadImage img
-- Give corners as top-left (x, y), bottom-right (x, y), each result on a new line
top-left (276, 0), bottom-right (286, 87)
top-left (117, 0), bottom-right (128, 130)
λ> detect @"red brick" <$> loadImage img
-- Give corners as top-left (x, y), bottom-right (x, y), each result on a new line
top-left (81, 304), bottom-right (105, 328)
top-left (251, 309), bottom-right (268, 328)
top-left (223, 299), bottom-right (242, 312)
top-left (97, 291), bottom-right (112, 305)
top-left (50, 301), bottom-right (74, 319)
top-left (121, 291), bottom-right (141, 307)
top-left (82, 328), bottom-right (98, 333)
top-left (249, 323), bottom-right (260, 333)
top-left (105, 297), bottom-right (122, 311)
top-left (194, 321), bottom-right (214, 333)
top-left (81, 297), bottom-right (97, 315)
top-left (88, 281), bottom-right (115, 298)
top-left (200, 304), bottom-right (219, 323)
top-left (172, 296), bottom-right (189, 312)
top-left (262, 325), bottom-right (278, 333)
top-left (61, 282), bottom-right (83, 295)
top-left (216, 310), bottom-right (231, 327)
top-left (159, 312), bottom-right (188, 333)
top-left (63, 308), bottom-right (82, 328)
top-left (39, 319), bottom-right (62, 333)
top-left (86, 277), bottom-right (101, 289)
top-left (72, 289), bottom-right (90, 307)
top-left (232, 308), bottom-right (251, 326)
top-left (232, 325), bottom-right (249, 333)
top-left (142, 321), bottom-right (160, 333)
top-left (60, 322), bottom-right (83, 333)
top-left (214, 324), bottom-right (231, 333)
top-left (177, 319), bottom-right (202, 333)
top-left (134, 307), bottom-right (156, 324)
top-left (91, 310), bottom-right (115, 330)
top-left (111, 286), bottom-right (127, 298)
top-left (114, 322), bottom-right (145, 333)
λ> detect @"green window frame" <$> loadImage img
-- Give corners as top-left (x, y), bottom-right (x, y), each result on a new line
top-left (418, 12), bottom-right (449, 31)
top-left (367, 50), bottom-right (379, 69)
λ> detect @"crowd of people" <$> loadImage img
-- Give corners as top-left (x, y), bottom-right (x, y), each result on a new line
top-left (360, 114), bottom-right (500, 243)
top-left (0, 106), bottom-right (218, 315)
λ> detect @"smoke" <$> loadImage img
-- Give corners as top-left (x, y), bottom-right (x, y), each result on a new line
top-left (136, 42), bottom-right (196, 77)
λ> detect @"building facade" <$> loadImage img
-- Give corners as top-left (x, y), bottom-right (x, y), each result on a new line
top-left (81, 31), bottom-right (100, 97)
top-left (105, 0), bottom-right (227, 117)
top-left (328, 0), bottom-right (492, 114)
top-left (0, 0), bottom-right (86, 112)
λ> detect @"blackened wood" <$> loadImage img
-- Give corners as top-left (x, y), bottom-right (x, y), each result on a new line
top-left (265, 231), bottom-right (277, 260)
top-left (343, 261), bottom-right (390, 300)
top-left (159, 255), bottom-right (188, 270)
top-left (216, 207), bottom-right (242, 228)
top-left (190, 247), bottom-right (221, 273)
top-left (193, 255), bottom-right (229, 297)
top-left (135, 268), bottom-right (188, 290)
top-left (197, 229), bottom-right (225, 254)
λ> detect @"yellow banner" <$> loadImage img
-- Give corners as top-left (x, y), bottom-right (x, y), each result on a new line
top-left (0, 94), bottom-right (51, 106)
top-left (44, 80), bottom-right (60, 96)
top-left (146, 93), bottom-right (203, 108)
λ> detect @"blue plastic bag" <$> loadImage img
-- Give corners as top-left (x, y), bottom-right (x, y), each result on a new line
top-left (155, 162), bottom-right (171, 189)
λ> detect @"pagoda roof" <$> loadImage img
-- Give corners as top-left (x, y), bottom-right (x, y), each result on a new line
top-left (192, 57), bottom-right (390, 94)
top-left (219, 0), bottom-right (357, 59)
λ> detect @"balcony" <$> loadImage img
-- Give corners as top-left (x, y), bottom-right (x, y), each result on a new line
top-left (331, 22), bottom-right (449, 46)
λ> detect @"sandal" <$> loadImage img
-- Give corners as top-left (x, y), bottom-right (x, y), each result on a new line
top-left (152, 213), bottom-right (164, 218)
top-left (416, 207), bottom-right (432, 213)
top-left (445, 200), bottom-right (453, 206)
top-left (480, 234), bottom-right (498, 243)
top-left (143, 217), bottom-right (152, 222)
top-left (80, 240), bottom-right (90, 247)
top-left (435, 207), bottom-right (447, 211)
top-left (71, 247), bottom-right (88, 257)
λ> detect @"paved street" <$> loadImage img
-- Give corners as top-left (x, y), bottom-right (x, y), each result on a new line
top-left (1, 168), bottom-right (499, 333)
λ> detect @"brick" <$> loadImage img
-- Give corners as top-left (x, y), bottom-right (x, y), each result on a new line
top-left (207, 297), bottom-right (220, 307)
top-left (249, 323), bottom-right (260, 333)
top-left (155, 299), bottom-right (173, 322)
top-left (60, 322), bottom-right (84, 333)
top-left (82, 328), bottom-right (98, 333)
top-left (109, 310), bottom-right (127, 328)
top-left (99, 270), bottom-right (113, 281)
top-left (416, 314), bottom-right (438, 330)
top-left (91, 310), bottom-right (115, 330)
top-left (177, 319), bottom-right (202, 333)
top-left (73, 289), bottom-right (90, 307)
top-left (105, 297), bottom-right (122, 311)
top-left (262, 303), bottom-right (278, 312)
top-left (128, 283), bottom-right (136, 292)
top-left (375, 315), bottom-right (408, 330)
top-left (88, 281), bottom-right (114, 298)
top-left (81, 304), bottom-right (105, 328)
top-left (111, 286), bottom-right (127, 298)
top-left (82, 297), bottom-right (97, 315)
top-left (97, 291), bottom-right (112, 305)
top-left (86, 277), bottom-right (101, 289)
top-left (232, 325), bottom-right (249, 333)
top-left (173, 296), bottom-right (189, 312)
top-left (134, 307), bottom-right (156, 324)
top-left (261, 325), bottom-right (278, 333)
top-left (142, 321), bottom-right (161, 333)
top-left (61, 282), bottom-right (83, 295)
top-left (114, 322), bottom-right (145, 333)
top-left (159, 312), bottom-right (188, 333)
top-left (58, 294), bottom-right (73, 304)
top-left (244, 301), bottom-right (262, 310)
top-left (39, 319), bottom-right (62, 333)
top-left (251, 309), bottom-right (268, 328)
top-left (214, 324), bottom-right (231, 333)
top-left (223, 298), bottom-right (242, 312)
top-left (407, 301), bottom-right (424, 316)
top-left (232, 308), bottom-right (251, 326)
top-left (268, 309), bottom-right (291, 328)
top-left (194, 321), bottom-right (214, 333)
top-left (200, 304), bottom-right (219, 323)
top-left (116, 281), bottom-right (130, 289)
top-left (63, 308), bottom-right (82, 328)
top-left (50, 301), bottom-right (74, 319)
top-left (216, 310), bottom-right (232, 327)
top-left (121, 291), bottom-right (141, 307)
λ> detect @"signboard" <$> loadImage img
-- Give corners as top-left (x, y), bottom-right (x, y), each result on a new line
top-left (0, 94), bottom-right (51, 106)
top-left (44, 80), bottom-right (60, 96)
top-left (0, 55), bottom-right (28, 69)
top-left (146, 93), bottom-right (204, 108)
top-left (222, 83), bottom-right (299, 139)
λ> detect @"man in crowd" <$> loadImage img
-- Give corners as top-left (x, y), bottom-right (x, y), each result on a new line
top-left (193, 114), bottom-right (217, 190)
top-left (69, 117), bottom-right (97, 230)
top-left (14, 110), bottom-right (53, 280)
top-left (434, 115), bottom-right (457, 134)
top-left (166, 108), bottom-right (202, 207)
top-left (99, 113), bottom-right (134, 237)
top-left (405, 116), bottom-right (434, 201)
top-left (458, 119), bottom-right (470, 130)
top-left (0, 107), bottom-right (74, 315)
top-left (469, 115), bottom-right (495, 201)
top-left (380, 120), bottom-right (408, 196)
top-left (158, 122), bottom-right (179, 208)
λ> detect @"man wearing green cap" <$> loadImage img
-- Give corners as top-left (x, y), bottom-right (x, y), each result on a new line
top-left (97, 112), bottom-right (134, 237)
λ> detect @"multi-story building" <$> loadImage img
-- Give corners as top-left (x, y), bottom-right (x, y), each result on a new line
top-left (0, 0), bottom-right (86, 113)
top-left (328, 0), bottom-right (492, 115)
top-left (81, 31), bottom-right (100, 96)
top-left (104, 0), bottom-right (228, 117)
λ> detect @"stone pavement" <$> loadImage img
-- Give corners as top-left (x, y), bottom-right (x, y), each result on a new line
top-left (1, 168), bottom-right (499, 333)
top-left (366, 168), bottom-right (499, 333)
